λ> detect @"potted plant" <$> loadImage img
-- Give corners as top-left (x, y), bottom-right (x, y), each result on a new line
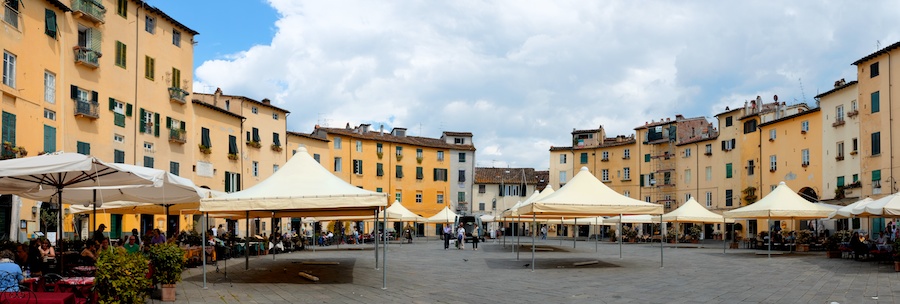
top-left (623, 226), bottom-right (638, 242)
top-left (246, 140), bottom-right (262, 148)
top-left (824, 233), bottom-right (842, 258)
top-left (796, 230), bottom-right (812, 252)
top-left (149, 243), bottom-right (186, 302)
top-left (608, 228), bottom-right (617, 242)
top-left (665, 228), bottom-right (677, 243)
top-left (96, 247), bottom-right (150, 304)
top-left (688, 226), bottom-right (701, 243)
top-left (893, 239), bottom-right (900, 271)
top-left (271, 144), bottom-right (282, 152)
top-left (198, 144), bottom-right (211, 154)
top-left (227, 153), bottom-right (239, 160)
top-left (712, 230), bottom-right (722, 240)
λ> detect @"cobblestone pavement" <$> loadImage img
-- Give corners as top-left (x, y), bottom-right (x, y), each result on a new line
top-left (166, 238), bottom-right (900, 303)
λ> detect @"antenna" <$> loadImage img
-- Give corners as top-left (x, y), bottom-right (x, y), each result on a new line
top-left (877, 40), bottom-right (881, 50)
top-left (798, 78), bottom-right (807, 104)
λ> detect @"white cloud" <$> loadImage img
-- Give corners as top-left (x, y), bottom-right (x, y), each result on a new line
top-left (193, 0), bottom-right (900, 169)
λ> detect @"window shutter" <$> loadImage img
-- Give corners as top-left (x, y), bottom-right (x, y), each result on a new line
top-left (108, 98), bottom-right (115, 111)
top-left (201, 128), bottom-right (210, 147)
top-left (246, 131), bottom-right (250, 142)
top-left (252, 128), bottom-right (260, 142)
top-left (640, 174), bottom-right (645, 187)
top-left (225, 173), bottom-right (232, 193)
top-left (433, 168), bottom-right (438, 181)
top-left (45, 9), bottom-right (58, 37)
top-left (138, 108), bottom-right (145, 133)
top-left (721, 141), bottom-right (726, 151)
top-left (125, 103), bottom-right (132, 116)
top-left (91, 91), bottom-right (98, 103)
top-left (180, 121), bottom-right (185, 131)
top-left (273, 133), bottom-right (280, 146)
top-left (153, 113), bottom-right (160, 136)
top-left (731, 139), bottom-right (736, 149)
top-left (70, 85), bottom-right (78, 99)
top-left (43, 125), bottom-right (56, 153)
top-left (499, 184), bottom-right (504, 197)
top-left (166, 116), bottom-right (171, 129)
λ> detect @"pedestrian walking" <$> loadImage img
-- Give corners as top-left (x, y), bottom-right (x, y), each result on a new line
top-left (457, 224), bottom-right (465, 250)
top-left (443, 225), bottom-right (452, 250)
top-left (541, 225), bottom-right (548, 240)
top-left (471, 225), bottom-right (480, 251)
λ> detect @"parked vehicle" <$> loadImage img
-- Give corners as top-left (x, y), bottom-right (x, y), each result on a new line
top-left (454, 215), bottom-right (484, 243)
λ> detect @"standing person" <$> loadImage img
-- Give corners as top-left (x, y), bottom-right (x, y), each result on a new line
top-left (443, 225), bottom-right (452, 250)
top-left (457, 224), bottom-right (466, 250)
top-left (352, 227), bottom-right (360, 244)
top-left (541, 225), bottom-right (548, 240)
top-left (93, 224), bottom-right (106, 242)
top-left (211, 225), bottom-right (218, 237)
top-left (471, 225), bottom-right (480, 251)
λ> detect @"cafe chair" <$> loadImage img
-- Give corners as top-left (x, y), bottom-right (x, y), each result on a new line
top-left (40, 273), bottom-right (63, 292)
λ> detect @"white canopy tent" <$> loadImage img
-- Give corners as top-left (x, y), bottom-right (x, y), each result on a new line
top-left (830, 198), bottom-right (873, 219)
top-left (605, 215), bottom-right (656, 224)
top-left (663, 197), bottom-right (734, 252)
top-left (724, 182), bottom-right (835, 257)
top-left (425, 206), bottom-right (459, 223)
top-left (385, 201), bottom-right (425, 221)
top-left (860, 193), bottom-right (900, 216)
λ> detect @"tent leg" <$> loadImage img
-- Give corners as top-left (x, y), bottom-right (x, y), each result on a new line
top-left (272, 213), bottom-right (276, 261)
top-left (723, 217), bottom-right (727, 254)
top-left (531, 214), bottom-right (535, 272)
top-left (573, 218), bottom-right (577, 249)
top-left (516, 217), bottom-right (520, 260)
top-left (382, 207), bottom-right (387, 290)
top-left (595, 218), bottom-right (598, 253)
top-left (245, 211), bottom-right (250, 270)
top-left (202, 213), bottom-right (207, 289)
top-left (618, 213), bottom-right (622, 259)
top-left (768, 216), bottom-right (772, 259)
top-left (660, 214), bottom-right (664, 268)
top-left (375, 209), bottom-right (379, 270)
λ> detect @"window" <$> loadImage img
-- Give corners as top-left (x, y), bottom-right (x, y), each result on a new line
top-left (139, 109), bottom-right (157, 135)
top-left (684, 148), bottom-right (691, 158)
top-left (747, 160), bottom-right (755, 175)
top-left (224, 172), bottom-right (241, 193)
top-left (433, 168), bottom-right (447, 181)
top-left (416, 148), bottom-right (423, 159)
top-left (437, 151), bottom-right (444, 161)
top-left (725, 189), bottom-right (733, 206)
top-left (334, 157), bottom-right (342, 172)
top-left (458, 170), bottom-right (466, 182)
top-left (623, 190), bottom-right (630, 198)
top-left (871, 62), bottom-right (880, 78)
top-left (853, 174), bottom-right (859, 183)
top-left (644, 154), bottom-right (651, 162)
top-left (395, 165), bottom-right (403, 178)
top-left (143, 156), bottom-right (154, 168)
top-left (334, 137), bottom-right (342, 149)
top-left (44, 109), bottom-right (56, 121)
top-left (725, 116), bottom-right (733, 127)
top-left (725, 163), bottom-right (732, 178)
top-left (722, 139), bottom-right (735, 151)
top-left (170, 162), bottom-right (180, 176)
top-left (272, 133), bottom-right (281, 147)
top-left (769, 155), bottom-right (777, 171)
top-left (685, 193), bottom-right (691, 203)
top-left (376, 163), bottom-right (384, 176)
top-left (801, 149), bottom-right (810, 166)
top-left (172, 29), bottom-right (181, 47)
top-left (143, 142), bottom-right (153, 151)
top-left (458, 152), bottom-right (466, 162)
top-left (623, 167), bottom-right (631, 180)
top-left (478, 202), bottom-right (484, 211)
top-left (873, 170), bottom-right (882, 189)
top-left (116, 0), bottom-right (127, 17)
top-left (458, 192), bottom-right (465, 204)
top-left (273, 164), bottom-right (279, 172)
top-left (684, 169), bottom-right (691, 184)
top-left (705, 144), bottom-right (712, 155)
top-left (800, 121), bottom-right (809, 133)
top-left (113, 149), bottom-right (124, 163)
top-left (837, 176), bottom-right (845, 188)
top-left (454, 138), bottom-right (464, 144)
top-left (705, 166), bottom-right (712, 181)
top-left (273, 113), bottom-right (279, 120)
top-left (201, 127), bottom-right (211, 148)
top-left (170, 67), bottom-right (181, 89)
top-left (852, 138), bottom-right (858, 153)
top-left (872, 91), bottom-right (880, 113)
top-left (836, 142), bottom-right (844, 159)
top-left (113, 134), bottom-right (124, 143)
top-left (769, 129), bottom-right (776, 141)
top-left (2, 51), bottom-right (15, 88)
top-left (872, 132), bottom-right (881, 155)
top-left (1, 111), bottom-right (14, 145)
top-left (252, 161), bottom-right (258, 177)
top-left (228, 135), bottom-right (238, 154)
top-left (376, 188), bottom-right (383, 193)
top-left (2, 0), bottom-right (18, 28)
top-left (478, 185), bottom-right (486, 193)
top-left (313, 154), bottom-right (320, 163)
top-left (706, 192), bottom-right (712, 207)
top-left (115, 41), bottom-right (127, 68)
top-left (437, 193), bottom-right (444, 204)
top-left (601, 151), bottom-right (609, 160)
top-left (357, 141), bottom-right (363, 152)
top-left (743, 119), bottom-right (757, 134)
top-left (851, 100), bottom-right (858, 112)
top-left (376, 143), bottom-right (383, 154)
top-left (145, 15), bottom-right (156, 34)
top-left (645, 196), bottom-right (651, 203)
top-left (43, 125), bottom-right (56, 153)
top-left (395, 191), bottom-right (402, 203)
top-left (560, 154), bottom-right (567, 164)
top-left (45, 9), bottom-right (58, 37)
top-left (559, 171), bottom-right (567, 184)
top-left (395, 146), bottom-right (402, 156)
top-left (664, 172), bottom-right (672, 185)
top-left (44, 71), bottom-right (56, 103)
top-left (416, 167), bottom-right (423, 179)
top-left (416, 192), bottom-right (423, 203)
top-left (624, 149), bottom-right (630, 159)
top-left (76, 141), bottom-right (90, 155)
top-left (145, 56), bottom-right (155, 80)
top-left (835, 105), bottom-right (844, 123)
top-left (224, 100), bottom-right (230, 111)
top-left (352, 159), bottom-right (363, 174)
top-left (250, 107), bottom-right (258, 114)
top-left (601, 169), bottom-right (609, 181)
top-left (580, 153), bottom-right (588, 164)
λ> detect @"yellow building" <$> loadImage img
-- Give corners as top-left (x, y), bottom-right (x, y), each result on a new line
top-left (815, 80), bottom-right (862, 203)
top-left (1, 0), bottom-right (197, 241)
top-left (548, 126), bottom-right (639, 198)
top-left (854, 43), bottom-right (900, 200)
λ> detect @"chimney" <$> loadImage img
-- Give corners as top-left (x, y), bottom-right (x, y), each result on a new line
top-left (262, 98), bottom-right (271, 105)
top-left (345, 122), bottom-right (351, 130)
top-left (380, 125), bottom-right (384, 136)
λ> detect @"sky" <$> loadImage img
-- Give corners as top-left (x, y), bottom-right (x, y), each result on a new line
top-left (150, 0), bottom-right (900, 170)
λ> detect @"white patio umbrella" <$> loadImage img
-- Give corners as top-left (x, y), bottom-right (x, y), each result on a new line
top-left (861, 193), bottom-right (900, 216)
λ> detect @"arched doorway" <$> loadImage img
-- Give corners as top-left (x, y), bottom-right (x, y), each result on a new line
top-left (798, 187), bottom-right (818, 202)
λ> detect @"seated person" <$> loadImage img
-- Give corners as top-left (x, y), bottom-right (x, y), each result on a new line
top-left (123, 235), bottom-right (141, 254)
top-left (81, 240), bottom-right (99, 264)
top-left (0, 250), bottom-right (23, 291)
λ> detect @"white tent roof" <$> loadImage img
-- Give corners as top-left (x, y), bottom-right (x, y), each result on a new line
top-left (69, 189), bottom-right (226, 215)
top-left (200, 147), bottom-right (387, 217)
top-left (0, 152), bottom-right (155, 195)
top-left (385, 201), bottom-right (425, 221)
top-left (425, 206), bottom-right (458, 223)
top-left (606, 215), bottom-right (656, 224)
top-left (724, 182), bottom-right (834, 219)
top-left (501, 186), bottom-right (554, 218)
top-left (861, 193), bottom-right (900, 216)
top-left (479, 214), bottom-right (497, 223)
top-left (829, 198), bottom-right (873, 219)
top-left (517, 167), bottom-right (663, 216)
top-left (663, 197), bottom-right (733, 223)
top-left (42, 163), bottom-right (203, 207)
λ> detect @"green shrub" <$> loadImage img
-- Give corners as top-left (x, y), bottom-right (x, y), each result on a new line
top-left (96, 247), bottom-right (149, 304)
top-left (148, 243), bottom-right (186, 284)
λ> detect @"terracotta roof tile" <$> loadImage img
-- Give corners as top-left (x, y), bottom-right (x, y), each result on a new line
top-left (319, 127), bottom-right (476, 151)
top-left (474, 168), bottom-right (538, 184)
top-left (287, 131), bottom-right (329, 142)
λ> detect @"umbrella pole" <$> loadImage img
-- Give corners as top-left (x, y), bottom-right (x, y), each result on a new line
top-left (660, 214), bottom-right (664, 268)
top-left (767, 216), bottom-right (772, 259)
top-left (560, 217), bottom-right (563, 246)
top-left (531, 214), bottom-right (535, 272)
top-left (573, 218), bottom-right (577, 249)
top-left (92, 189), bottom-right (97, 237)
top-left (382, 206), bottom-right (387, 290)
top-left (57, 187), bottom-right (63, 246)
top-left (618, 213), bottom-right (623, 259)
top-left (374, 209), bottom-right (379, 270)
top-left (723, 217), bottom-right (727, 254)
top-left (595, 217), bottom-right (598, 253)
top-left (516, 217), bottom-right (520, 260)
top-left (202, 213), bottom-right (207, 289)
top-left (245, 211), bottom-right (250, 270)
top-left (272, 213), bottom-right (276, 261)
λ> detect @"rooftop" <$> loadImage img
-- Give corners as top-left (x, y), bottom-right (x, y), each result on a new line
top-left (317, 127), bottom-right (476, 151)
top-left (474, 168), bottom-right (538, 184)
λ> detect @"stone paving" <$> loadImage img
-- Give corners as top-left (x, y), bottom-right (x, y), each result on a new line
top-left (166, 238), bottom-right (900, 303)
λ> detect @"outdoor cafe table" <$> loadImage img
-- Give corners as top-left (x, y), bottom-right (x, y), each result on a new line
top-left (57, 277), bottom-right (93, 302)
top-left (0, 291), bottom-right (75, 304)
top-left (70, 266), bottom-right (96, 276)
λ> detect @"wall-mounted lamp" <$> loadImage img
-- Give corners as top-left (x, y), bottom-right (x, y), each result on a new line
top-left (31, 206), bottom-right (38, 216)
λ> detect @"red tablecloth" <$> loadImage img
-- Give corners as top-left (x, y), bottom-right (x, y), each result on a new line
top-left (0, 291), bottom-right (75, 304)
top-left (59, 277), bottom-right (93, 286)
top-left (70, 266), bottom-right (96, 273)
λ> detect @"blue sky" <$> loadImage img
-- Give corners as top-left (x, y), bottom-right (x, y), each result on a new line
top-left (149, 1), bottom-right (900, 170)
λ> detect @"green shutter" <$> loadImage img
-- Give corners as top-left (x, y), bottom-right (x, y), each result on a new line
top-left (153, 113), bottom-right (160, 137)
top-left (108, 98), bottom-right (116, 111)
top-left (640, 174), bottom-right (645, 187)
top-left (224, 173), bottom-right (232, 193)
top-left (252, 128), bottom-right (260, 142)
top-left (644, 154), bottom-right (650, 162)
top-left (377, 163), bottom-right (383, 176)
top-left (125, 103), bottom-right (132, 116)
top-left (114, 113), bottom-right (125, 127)
top-left (726, 163), bottom-right (733, 178)
top-left (229, 135), bottom-right (238, 154)
top-left (166, 116), bottom-right (172, 129)
top-left (580, 153), bottom-right (588, 164)
top-left (180, 121), bottom-right (186, 131)
top-left (43, 125), bottom-right (56, 153)
top-left (273, 133), bottom-right (280, 146)
top-left (873, 170), bottom-right (881, 181)
top-left (1, 112), bottom-right (15, 146)
top-left (201, 128), bottom-right (211, 147)
top-left (416, 167), bottom-right (423, 179)
top-left (139, 108), bottom-right (145, 133)
top-left (837, 176), bottom-right (845, 187)
top-left (872, 91), bottom-right (880, 113)
top-left (45, 9), bottom-right (58, 38)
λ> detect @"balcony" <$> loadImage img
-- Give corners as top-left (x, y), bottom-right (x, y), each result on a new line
top-left (847, 110), bottom-right (859, 117)
top-left (832, 119), bottom-right (845, 127)
top-left (74, 98), bottom-right (99, 119)
top-left (73, 47), bottom-right (100, 68)
top-left (601, 157), bottom-right (609, 162)
top-left (3, 3), bottom-right (18, 29)
top-left (168, 129), bottom-right (186, 144)
top-left (0, 142), bottom-right (27, 160)
top-left (71, 0), bottom-right (106, 24)
top-left (835, 155), bottom-right (844, 161)
top-left (168, 87), bottom-right (188, 104)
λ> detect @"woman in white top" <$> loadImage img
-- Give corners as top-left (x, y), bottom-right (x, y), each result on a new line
top-left (457, 225), bottom-right (465, 250)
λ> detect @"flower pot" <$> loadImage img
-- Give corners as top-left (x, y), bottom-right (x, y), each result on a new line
top-left (691, 239), bottom-right (699, 244)
top-left (161, 283), bottom-right (176, 302)
top-left (729, 242), bottom-right (739, 249)
top-left (826, 250), bottom-right (841, 258)
top-left (796, 244), bottom-right (809, 252)
top-left (895, 261), bottom-right (900, 272)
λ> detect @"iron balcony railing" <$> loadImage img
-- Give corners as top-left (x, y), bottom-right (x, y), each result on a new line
top-left (74, 98), bottom-right (99, 119)
top-left (169, 129), bottom-right (186, 143)
top-left (168, 87), bottom-right (188, 104)
top-left (73, 47), bottom-right (100, 68)
top-left (71, 0), bottom-right (105, 23)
